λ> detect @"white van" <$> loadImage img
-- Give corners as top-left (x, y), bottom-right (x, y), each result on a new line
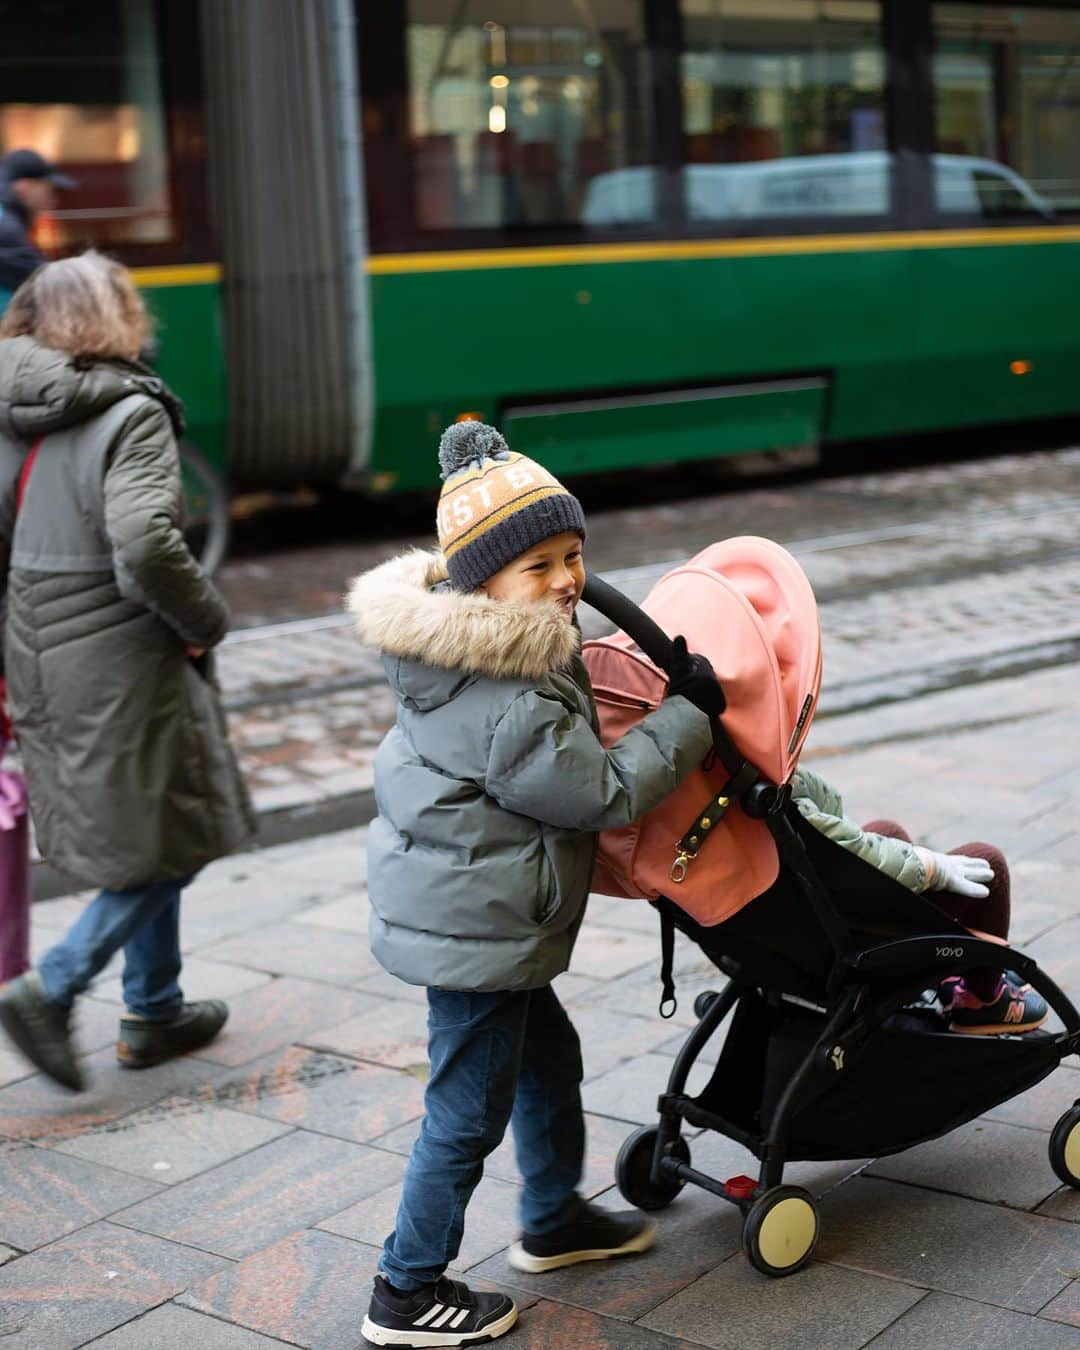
top-left (580, 153), bottom-right (1053, 226)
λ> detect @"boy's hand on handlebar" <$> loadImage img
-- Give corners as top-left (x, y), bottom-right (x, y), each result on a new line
top-left (666, 635), bottom-right (726, 720)
top-left (917, 848), bottom-right (993, 899)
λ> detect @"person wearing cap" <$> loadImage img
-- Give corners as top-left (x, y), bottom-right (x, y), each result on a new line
top-left (346, 422), bottom-right (724, 1347)
top-left (0, 149), bottom-right (76, 302)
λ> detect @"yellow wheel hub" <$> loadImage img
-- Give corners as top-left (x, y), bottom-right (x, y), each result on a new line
top-left (1064, 1122), bottom-right (1080, 1183)
top-left (756, 1196), bottom-right (817, 1269)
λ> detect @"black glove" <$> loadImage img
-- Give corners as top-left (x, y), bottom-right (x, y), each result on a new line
top-left (665, 635), bottom-right (726, 719)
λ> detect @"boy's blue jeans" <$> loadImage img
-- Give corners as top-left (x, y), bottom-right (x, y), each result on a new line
top-left (37, 876), bottom-right (191, 1020)
top-left (380, 984), bottom-right (585, 1292)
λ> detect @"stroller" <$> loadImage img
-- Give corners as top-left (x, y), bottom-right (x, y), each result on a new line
top-left (579, 541), bottom-right (1080, 1278)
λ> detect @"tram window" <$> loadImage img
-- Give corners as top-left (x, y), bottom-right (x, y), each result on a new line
top-left (0, 0), bottom-right (183, 254)
top-left (933, 4), bottom-right (1080, 218)
top-left (676, 0), bottom-right (887, 223)
top-left (403, 1), bottom-right (654, 230)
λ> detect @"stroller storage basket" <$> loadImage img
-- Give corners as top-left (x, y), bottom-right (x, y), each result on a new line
top-left (690, 988), bottom-right (1062, 1162)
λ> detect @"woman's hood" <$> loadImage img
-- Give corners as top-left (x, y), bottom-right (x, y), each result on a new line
top-left (346, 548), bottom-right (580, 684)
top-left (0, 336), bottom-right (185, 440)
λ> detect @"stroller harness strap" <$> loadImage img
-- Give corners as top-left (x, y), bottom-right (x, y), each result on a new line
top-left (671, 761), bottom-right (760, 884)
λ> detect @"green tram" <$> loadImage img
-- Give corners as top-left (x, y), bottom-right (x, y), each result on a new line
top-left (6, 0), bottom-right (1080, 496)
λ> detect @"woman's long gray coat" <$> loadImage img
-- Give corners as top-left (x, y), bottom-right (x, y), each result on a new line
top-left (0, 336), bottom-right (254, 890)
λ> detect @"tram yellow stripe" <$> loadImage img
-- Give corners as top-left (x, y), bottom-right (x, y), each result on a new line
top-left (125, 225), bottom-right (1080, 289)
top-left (130, 263), bottom-right (222, 287)
top-left (366, 226), bottom-right (1080, 274)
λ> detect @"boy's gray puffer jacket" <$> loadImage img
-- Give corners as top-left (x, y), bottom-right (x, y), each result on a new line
top-left (0, 336), bottom-right (255, 890)
top-left (347, 550), bottom-right (714, 992)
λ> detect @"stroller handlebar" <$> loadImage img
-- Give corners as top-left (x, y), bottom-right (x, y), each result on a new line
top-left (581, 572), bottom-right (675, 673)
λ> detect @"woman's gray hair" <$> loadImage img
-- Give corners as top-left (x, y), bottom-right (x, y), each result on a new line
top-left (0, 249), bottom-right (152, 360)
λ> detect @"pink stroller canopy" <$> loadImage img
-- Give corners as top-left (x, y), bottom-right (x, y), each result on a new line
top-left (584, 536), bottom-right (823, 926)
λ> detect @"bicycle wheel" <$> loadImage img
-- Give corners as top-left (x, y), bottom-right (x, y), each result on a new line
top-left (179, 441), bottom-right (231, 575)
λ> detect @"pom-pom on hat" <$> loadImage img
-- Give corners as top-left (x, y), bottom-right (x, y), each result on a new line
top-left (436, 421), bottom-right (587, 592)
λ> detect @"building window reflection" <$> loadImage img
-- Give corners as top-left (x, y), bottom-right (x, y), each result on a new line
top-left (0, 0), bottom-right (174, 252)
top-left (675, 0), bottom-right (887, 224)
top-left (933, 4), bottom-right (1080, 218)
top-left (404, 1), bottom-right (654, 229)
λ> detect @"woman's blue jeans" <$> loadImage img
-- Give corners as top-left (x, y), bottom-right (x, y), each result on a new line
top-left (37, 876), bottom-right (191, 1020)
top-left (379, 983), bottom-right (586, 1292)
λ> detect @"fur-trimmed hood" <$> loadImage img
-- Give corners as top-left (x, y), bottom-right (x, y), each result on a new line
top-left (346, 549), bottom-right (580, 691)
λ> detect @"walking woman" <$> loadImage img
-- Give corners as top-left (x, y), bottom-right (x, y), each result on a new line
top-left (0, 251), bottom-right (254, 1091)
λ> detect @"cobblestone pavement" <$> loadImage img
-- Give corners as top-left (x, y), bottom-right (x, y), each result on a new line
top-left (209, 447), bottom-right (1080, 823)
top-left (2, 650), bottom-right (1078, 1347)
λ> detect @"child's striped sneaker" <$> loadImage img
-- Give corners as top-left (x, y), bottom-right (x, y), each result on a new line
top-left (949, 975), bottom-right (1048, 1035)
top-left (362, 1274), bottom-right (517, 1347)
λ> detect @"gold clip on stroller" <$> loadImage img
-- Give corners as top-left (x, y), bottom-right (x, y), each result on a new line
top-left (580, 552), bottom-right (1080, 1279)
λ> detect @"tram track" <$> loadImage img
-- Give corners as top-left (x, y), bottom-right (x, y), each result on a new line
top-left (217, 493), bottom-right (1080, 719)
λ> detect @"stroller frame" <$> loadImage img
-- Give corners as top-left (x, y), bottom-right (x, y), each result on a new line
top-left (583, 574), bottom-right (1080, 1277)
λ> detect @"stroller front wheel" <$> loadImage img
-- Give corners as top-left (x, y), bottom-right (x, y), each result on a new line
top-left (615, 1126), bottom-right (690, 1211)
top-left (1049, 1105), bottom-right (1080, 1188)
top-left (743, 1186), bottom-right (819, 1277)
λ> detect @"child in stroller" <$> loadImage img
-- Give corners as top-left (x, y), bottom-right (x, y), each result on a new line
top-left (580, 540), bottom-right (1079, 1278)
top-left (789, 767), bottom-right (1046, 1034)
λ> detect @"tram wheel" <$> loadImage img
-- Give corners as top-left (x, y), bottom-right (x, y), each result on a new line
top-left (615, 1126), bottom-right (690, 1211)
top-left (180, 440), bottom-right (231, 575)
top-left (742, 1185), bottom-right (819, 1277)
top-left (1050, 1105), bottom-right (1080, 1188)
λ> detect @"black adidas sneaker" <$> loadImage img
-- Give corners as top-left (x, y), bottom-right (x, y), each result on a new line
top-left (362, 1274), bottom-right (517, 1347)
top-left (507, 1200), bottom-right (655, 1273)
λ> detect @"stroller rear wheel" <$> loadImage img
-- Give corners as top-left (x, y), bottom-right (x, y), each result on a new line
top-left (743, 1185), bottom-right (819, 1277)
top-left (1050, 1105), bottom-right (1080, 1188)
top-left (615, 1126), bottom-right (690, 1211)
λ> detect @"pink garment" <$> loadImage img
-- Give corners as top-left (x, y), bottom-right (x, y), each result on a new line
top-left (0, 737), bottom-right (31, 981)
top-left (583, 537), bottom-right (822, 926)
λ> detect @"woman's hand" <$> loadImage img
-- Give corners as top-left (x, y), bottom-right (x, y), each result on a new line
top-left (186, 645), bottom-right (207, 659)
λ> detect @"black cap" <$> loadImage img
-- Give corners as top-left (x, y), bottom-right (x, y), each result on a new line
top-left (0, 148), bottom-right (77, 189)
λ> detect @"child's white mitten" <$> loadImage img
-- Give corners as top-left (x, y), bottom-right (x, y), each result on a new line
top-left (915, 847), bottom-right (993, 899)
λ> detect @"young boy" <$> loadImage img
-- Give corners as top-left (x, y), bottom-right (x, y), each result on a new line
top-left (347, 422), bottom-right (722, 1347)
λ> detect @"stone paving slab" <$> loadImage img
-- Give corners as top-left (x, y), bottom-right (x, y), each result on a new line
top-left (871, 1290), bottom-right (1080, 1347)
top-left (88, 1302), bottom-right (293, 1348)
top-left (201, 1045), bottom-right (426, 1143)
top-left (318, 1172), bottom-right (524, 1274)
top-left (1039, 1280), bottom-right (1080, 1329)
top-left (370, 1109), bottom-right (640, 1203)
top-left (300, 998), bottom-right (429, 1072)
top-left (47, 1096), bottom-right (293, 1186)
top-left (0, 1048), bottom-right (224, 1144)
top-left (110, 1131), bottom-right (399, 1261)
top-left (816, 1176), bottom-right (1080, 1313)
top-left (865, 1117), bottom-right (1064, 1210)
top-left (982, 1063), bottom-right (1080, 1135)
top-left (473, 1186), bottom-right (743, 1321)
top-left (0, 1221), bottom-right (228, 1350)
top-left (90, 957), bottom-right (274, 1008)
top-left (187, 978), bottom-right (376, 1069)
top-left (0, 1139), bottom-right (162, 1250)
top-left (639, 1252), bottom-right (926, 1350)
top-left (201, 920), bottom-right (382, 986)
top-left (179, 1228), bottom-right (536, 1350)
